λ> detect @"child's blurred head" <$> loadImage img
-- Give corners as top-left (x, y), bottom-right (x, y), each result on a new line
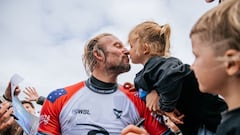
top-left (128, 21), bottom-right (171, 64)
top-left (190, 0), bottom-right (240, 94)
top-left (22, 100), bottom-right (36, 115)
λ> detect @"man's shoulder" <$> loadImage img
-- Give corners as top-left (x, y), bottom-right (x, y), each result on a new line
top-left (47, 81), bottom-right (86, 103)
top-left (119, 84), bottom-right (140, 100)
top-left (65, 81), bottom-right (86, 92)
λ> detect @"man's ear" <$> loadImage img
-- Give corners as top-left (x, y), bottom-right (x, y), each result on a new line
top-left (93, 49), bottom-right (105, 61)
top-left (143, 43), bottom-right (150, 55)
top-left (224, 49), bottom-right (240, 76)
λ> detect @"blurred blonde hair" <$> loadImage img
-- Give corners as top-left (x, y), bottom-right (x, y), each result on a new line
top-left (190, 0), bottom-right (240, 56)
top-left (83, 33), bottom-right (112, 75)
top-left (128, 21), bottom-right (171, 57)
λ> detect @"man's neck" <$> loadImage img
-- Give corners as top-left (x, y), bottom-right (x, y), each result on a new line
top-left (92, 70), bottom-right (118, 83)
top-left (86, 76), bottom-right (118, 94)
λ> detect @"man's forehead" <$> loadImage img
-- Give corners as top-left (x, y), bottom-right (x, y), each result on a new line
top-left (99, 35), bottom-right (121, 45)
top-left (101, 35), bottom-right (118, 40)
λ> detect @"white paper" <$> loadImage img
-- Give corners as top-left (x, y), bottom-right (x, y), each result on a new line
top-left (10, 74), bottom-right (39, 135)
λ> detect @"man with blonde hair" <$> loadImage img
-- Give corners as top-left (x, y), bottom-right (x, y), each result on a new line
top-left (37, 33), bottom-right (172, 135)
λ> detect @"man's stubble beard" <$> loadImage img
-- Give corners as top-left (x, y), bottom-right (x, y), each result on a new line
top-left (105, 60), bottom-right (131, 74)
top-left (103, 51), bottom-right (131, 74)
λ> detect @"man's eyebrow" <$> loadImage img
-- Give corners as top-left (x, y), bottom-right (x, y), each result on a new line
top-left (113, 42), bottom-right (123, 46)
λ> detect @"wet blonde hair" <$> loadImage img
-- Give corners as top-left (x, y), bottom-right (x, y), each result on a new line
top-left (128, 21), bottom-right (171, 57)
top-left (83, 33), bottom-right (112, 75)
top-left (190, 0), bottom-right (240, 56)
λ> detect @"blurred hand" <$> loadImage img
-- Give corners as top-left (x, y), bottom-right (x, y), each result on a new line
top-left (163, 109), bottom-right (184, 125)
top-left (121, 125), bottom-right (148, 135)
top-left (4, 82), bottom-right (21, 101)
top-left (123, 82), bottom-right (136, 92)
top-left (146, 90), bottom-right (160, 112)
top-left (165, 118), bottom-right (181, 133)
top-left (23, 87), bottom-right (40, 101)
top-left (0, 102), bottom-right (15, 132)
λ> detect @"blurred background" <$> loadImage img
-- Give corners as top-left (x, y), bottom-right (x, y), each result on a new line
top-left (0, 0), bottom-right (219, 113)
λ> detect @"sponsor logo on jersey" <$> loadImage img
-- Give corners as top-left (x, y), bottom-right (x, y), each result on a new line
top-left (72, 109), bottom-right (90, 115)
top-left (39, 114), bottom-right (50, 125)
top-left (113, 108), bottom-right (122, 119)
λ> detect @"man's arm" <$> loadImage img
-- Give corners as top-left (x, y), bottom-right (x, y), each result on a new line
top-left (37, 90), bottom-right (64, 135)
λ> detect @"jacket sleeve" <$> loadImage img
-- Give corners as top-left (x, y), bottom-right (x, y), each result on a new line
top-left (36, 96), bottom-right (46, 105)
top-left (146, 59), bottom-right (191, 112)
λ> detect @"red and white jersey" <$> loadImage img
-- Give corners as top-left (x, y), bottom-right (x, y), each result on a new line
top-left (38, 81), bottom-right (168, 135)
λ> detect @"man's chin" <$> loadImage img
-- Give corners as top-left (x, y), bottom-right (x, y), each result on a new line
top-left (121, 65), bottom-right (131, 73)
top-left (108, 64), bottom-right (131, 74)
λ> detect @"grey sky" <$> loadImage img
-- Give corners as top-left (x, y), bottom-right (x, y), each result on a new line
top-left (0, 0), bottom-right (218, 112)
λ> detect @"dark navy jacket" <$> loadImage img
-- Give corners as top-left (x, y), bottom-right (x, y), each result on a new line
top-left (134, 56), bottom-right (227, 134)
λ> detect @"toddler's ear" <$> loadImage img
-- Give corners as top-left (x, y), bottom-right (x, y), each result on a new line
top-left (143, 43), bottom-right (150, 55)
top-left (224, 49), bottom-right (240, 76)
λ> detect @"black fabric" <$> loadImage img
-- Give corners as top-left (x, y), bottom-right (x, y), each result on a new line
top-left (134, 57), bottom-right (191, 112)
top-left (134, 56), bottom-right (228, 135)
top-left (176, 72), bottom-right (227, 134)
top-left (216, 107), bottom-right (240, 135)
top-left (36, 96), bottom-right (46, 105)
top-left (85, 76), bottom-right (118, 94)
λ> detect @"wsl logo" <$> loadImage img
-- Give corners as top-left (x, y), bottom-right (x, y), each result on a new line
top-left (72, 109), bottom-right (90, 115)
top-left (113, 108), bottom-right (122, 119)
